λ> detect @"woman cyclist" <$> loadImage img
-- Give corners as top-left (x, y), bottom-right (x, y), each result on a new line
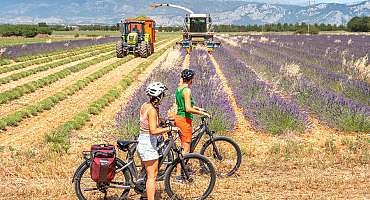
top-left (137, 82), bottom-right (179, 200)
top-left (175, 69), bottom-right (211, 179)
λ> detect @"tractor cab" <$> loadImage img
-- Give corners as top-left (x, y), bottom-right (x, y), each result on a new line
top-left (187, 14), bottom-right (210, 33)
top-left (119, 21), bottom-right (144, 35)
top-left (116, 18), bottom-right (156, 58)
top-left (182, 14), bottom-right (220, 53)
top-left (149, 3), bottom-right (221, 54)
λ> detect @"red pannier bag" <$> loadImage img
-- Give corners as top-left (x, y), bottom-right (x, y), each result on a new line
top-left (90, 144), bottom-right (116, 183)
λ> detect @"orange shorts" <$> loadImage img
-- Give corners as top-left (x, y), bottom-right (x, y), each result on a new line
top-left (174, 115), bottom-right (193, 143)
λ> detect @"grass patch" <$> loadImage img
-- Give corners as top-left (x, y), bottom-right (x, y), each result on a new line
top-left (118, 116), bottom-right (140, 140)
top-left (253, 106), bottom-right (306, 135)
top-left (324, 137), bottom-right (337, 154)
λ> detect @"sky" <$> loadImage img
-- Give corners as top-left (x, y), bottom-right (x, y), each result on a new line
top-left (258, 0), bottom-right (366, 5)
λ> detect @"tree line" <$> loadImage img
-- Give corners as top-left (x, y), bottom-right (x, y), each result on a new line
top-left (159, 23), bottom-right (346, 34)
top-left (0, 24), bottom-right (52, 37)
top-left (213, 23), bottom-right (345, 33)
top-left (0, 16), bottom-right (368, 38)
top-left (0, 23), bottom-right (118, 37)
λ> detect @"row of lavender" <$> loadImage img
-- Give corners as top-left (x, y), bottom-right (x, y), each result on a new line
top-left (1, 36), bottom-right (118, 59)
top-left (115, 48), bottom-right (186, 138)
top-left (235, 34), bottom-right (370, 81)
top-left (213, 46), bottom-right (309, 134)
top-left (234, 36), bottom-right (369, 106)
top-left (189, 49), bottom-right (235, 131)
top-left (223, 39), bottom-right (369, 132)
top-left (259, 34), bottom-right (370, 64)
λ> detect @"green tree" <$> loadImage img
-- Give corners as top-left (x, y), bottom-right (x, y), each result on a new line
top-left (347, 16), bottom-right (370, 32)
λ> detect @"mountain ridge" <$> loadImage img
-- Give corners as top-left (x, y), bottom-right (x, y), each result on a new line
top-left (0, 0), bottom-right (369, 25)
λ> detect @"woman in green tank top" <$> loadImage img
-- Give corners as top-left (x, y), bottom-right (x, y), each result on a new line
top-left (174, 69), bottom-right (211, 180)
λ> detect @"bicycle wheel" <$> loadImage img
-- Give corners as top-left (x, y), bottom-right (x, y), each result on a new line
top-left (200, 136), bottom-right (242, 177)
top-left (73, 158), bottom-right (132, 200)
top-left (164, 153), bottom-right (216, 200)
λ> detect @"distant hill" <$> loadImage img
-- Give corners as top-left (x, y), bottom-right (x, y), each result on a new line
top-left (0, 0), bottom-right (369, 25)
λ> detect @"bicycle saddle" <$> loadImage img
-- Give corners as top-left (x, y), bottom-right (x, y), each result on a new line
top-left (117, 140), bottom-right (138, 151)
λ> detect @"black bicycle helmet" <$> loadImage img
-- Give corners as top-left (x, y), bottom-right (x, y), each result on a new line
top-left (181, 69), bottom-right (195, 80)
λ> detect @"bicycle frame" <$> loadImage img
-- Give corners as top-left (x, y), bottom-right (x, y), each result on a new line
top-left (190, 117), bottom-right (214, 152)
top-left (112, 131), bottom-right (187, 191)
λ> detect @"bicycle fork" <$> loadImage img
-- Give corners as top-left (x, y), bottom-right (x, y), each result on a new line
top-left (177, 153), bottom-right (194, 182)
top-left (211, 141), bottom-right (224, 161)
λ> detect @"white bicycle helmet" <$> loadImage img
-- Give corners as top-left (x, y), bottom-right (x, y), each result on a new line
top-left (146, 82), bottom-right (167, 97)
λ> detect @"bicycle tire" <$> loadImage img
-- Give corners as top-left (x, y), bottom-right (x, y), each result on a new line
top-left (164, 153), bottom-right (216, 200)
top-left (73, 158), bottom-right (132, 200)
top-left (200, 136), bottom-right (242, 177)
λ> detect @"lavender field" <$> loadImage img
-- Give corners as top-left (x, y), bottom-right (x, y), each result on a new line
top-left (0, 31), bottom-right (369, 199)
top-left (216, 34), bottom-right (370, 133)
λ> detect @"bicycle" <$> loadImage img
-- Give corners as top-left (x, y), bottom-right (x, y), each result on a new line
top-left (72, 126), bottom-right (217, 200)
top-left (188, 115), bottom-right (242, 177)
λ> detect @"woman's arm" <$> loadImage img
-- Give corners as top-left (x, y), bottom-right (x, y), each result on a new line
top-left (148, 107), bottom-right (178, 135)
top-left (183, 88), bottom-right (209, 116)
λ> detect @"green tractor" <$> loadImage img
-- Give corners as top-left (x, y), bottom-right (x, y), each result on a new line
top-left (116, 17), bottom-right (156, 58)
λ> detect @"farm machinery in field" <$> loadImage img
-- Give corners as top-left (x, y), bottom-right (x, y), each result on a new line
top-left (116, 17), bottom-right (156, 58)
top-left (150, 3), bottom-right (221, 54)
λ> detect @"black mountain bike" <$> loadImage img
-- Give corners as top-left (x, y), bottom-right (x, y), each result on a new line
top-left (72, 128), bottom-right (216, 200)
top-left (189, 116), bottom-right (242, 177)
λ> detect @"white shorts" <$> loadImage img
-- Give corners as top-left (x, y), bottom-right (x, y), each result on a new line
top-left (137, 133), bottom-right (160, 161)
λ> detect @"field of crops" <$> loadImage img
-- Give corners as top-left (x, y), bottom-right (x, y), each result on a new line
top-left (0, 32), bottom-right (369, 199)
top-left (0, 36), bottom-right (81, 47)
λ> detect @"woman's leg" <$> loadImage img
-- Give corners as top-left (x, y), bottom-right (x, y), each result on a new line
top-left (174, 116), bottom-right (193, 177)
top-left (143, 159), bottom-right (159, 200)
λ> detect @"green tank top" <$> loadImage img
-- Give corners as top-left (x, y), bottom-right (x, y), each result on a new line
top-left (176, 86), bottom-right (195, 120)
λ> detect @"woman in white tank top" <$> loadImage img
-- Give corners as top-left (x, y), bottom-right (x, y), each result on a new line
top-left (136, 82), bottom-right (179, 200)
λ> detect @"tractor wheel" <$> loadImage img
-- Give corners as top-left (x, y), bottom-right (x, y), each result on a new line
top-left (151, 43), bottom-right (154, 54)
top-left (149, 38), bottom-right (154, 54)
top-left (116, 40), bottom-right (125, 58)
top-left (139, 41), bottom-right (148, 58)
top-left (147, 43), bottom-right (152, 56)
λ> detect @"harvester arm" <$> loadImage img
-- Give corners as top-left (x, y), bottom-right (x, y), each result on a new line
top-left (149, 3), bottom-right (194, 14)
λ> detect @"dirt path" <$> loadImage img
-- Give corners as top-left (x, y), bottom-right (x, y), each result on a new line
top-left (68, 46), bottom-right (178, 153)
top-left (0, 40), bottom-right (176, 147)
top-left (183, 53), bottom-right (190, 69)
top-left (0, 51), bottom-right (114, 92)
top-left (209, 54), bottom-right (273, 156)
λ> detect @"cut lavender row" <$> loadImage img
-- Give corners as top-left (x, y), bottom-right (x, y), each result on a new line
top-left (213, 46), bottom-right (309, 134)
top-left (189, 49), bottom-right (236, 132)
top-left (115, 49), bottom-right (186, 138)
